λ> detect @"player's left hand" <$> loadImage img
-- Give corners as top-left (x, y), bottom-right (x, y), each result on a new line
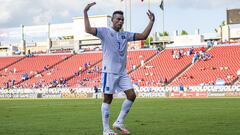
top-left (147, 10), bottom-right (155, 22)
top-left (84, 2), bottom-right (96, 12)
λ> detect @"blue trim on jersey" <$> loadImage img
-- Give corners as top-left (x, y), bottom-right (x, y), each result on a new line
top-left (102, 72), bottom-right (107, 92)
top-left (94, 28), bottom-right (98, 36)
top-left (133, 33), bottom-right (136, 41)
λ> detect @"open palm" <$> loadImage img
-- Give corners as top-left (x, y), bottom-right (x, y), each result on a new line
top-left (147, 10), bottom-right (155, 22)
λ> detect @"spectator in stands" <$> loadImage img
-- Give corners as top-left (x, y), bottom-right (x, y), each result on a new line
top-left (207, 40), bottom-right (212, 47)
top-left (138, 78), bottom-right (144, 83)
top-left (188, 47), bottom-right (194, 55)
top-left (52, 79), bottom-right (58, 87)
top-left (46, 71), bottom-right (52, 76)
top-left (44, 65), bottom-right (49, 71)
top-left (219, 66), bottom-right (224, 71)
top-left (208, 81), bottom-right (215, 85)
top-left (140, 59), bottom-right (144, 67)
top-left (84, 2), bottom-right (155, 135)
top-left (132, 65), bottom-right (136, 70)
top-left (26, 53), bottom-right (33, 57)
top-left (21, 73), bottom-right (29, 81)
top-left (201, 52), bottom-right (207, 61)
top-left (84, 62), bottom-right (88, 69)
top-left (171, 49), bottom-right (174, 55)
top-left (157, 47), bottom-right (161, 54)
top-left (179, 84), bottom-right (184, 92)
top-left (192, 52), bottom-right (199, 64)
top-left (179, 49), bottom-right (184, 57)
top-left (176, 50), bottom-right (180, 59)
top-left (226, 74), bottom-right (234, 80)
top-left (87, 61), bottom-right (91, 67)
top-left (96, 66), bottom-right (101, 72)
top-left (199, 67), bottom-right (206, 71)
top-left (158, 77), bottom-right (163, 84)
top-left (94, 86), bottom-right (99, 99)
top-left (210, 66), bottom-right (216, 70)
top-left (62, 55), bottom-right (67, 60)
top-left (150, 72), bottom-right (154, 76)
top-left (163, 77), bottom-right (168, 85)
top-left (13, 68), bottom-right (17, 73)
top-left (35, 71), bottom-right (42, 78)
top-left (139, 55), bottom-right (144, 59)
top-left (6, 81), bottom-right (10, 89)
top-left (200, 46), bottom-right (205, 53)
top-left (62, 78), bottom-right (67, 85)
top-left (59, 77), bottom-right (63, 84)
top-left (206, 53), bottom-right (213, 60)
top-left (74, 71), bottom-right (80, 76)
top-left (12, 79), bottom-right (15, 86)
top-left (79, 66), bottom-right (83, 72)
top-left (87, 69), bottom-right (92, 74)
top-left (237, 69), bottom-right (240, 80)
top-left (145, 72), bottom-right (149, 76)
top-left (4, 68), bottom-right (8, 72)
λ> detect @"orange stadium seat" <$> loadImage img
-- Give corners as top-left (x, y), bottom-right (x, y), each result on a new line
top-left (171, 46), bottom-right (240, 86)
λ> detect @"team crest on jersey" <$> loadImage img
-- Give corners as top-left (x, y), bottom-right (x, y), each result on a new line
top-left (121, 35), bottom-right (126, 39)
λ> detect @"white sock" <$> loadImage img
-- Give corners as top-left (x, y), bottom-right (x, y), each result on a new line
top-left (116, 99), bottom-right (133, 124)
top-left (101, 103), bottom-right (110, 131)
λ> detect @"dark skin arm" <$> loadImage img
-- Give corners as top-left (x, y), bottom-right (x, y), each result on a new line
top-left (135, 10), bottom-right (155, 40)
top-left (84, 2), bottom-right (97, 35)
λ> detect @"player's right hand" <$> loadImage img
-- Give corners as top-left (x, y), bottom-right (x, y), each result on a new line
top-left (147, 10), bottom-right (155, 22)
top-left (84, 2), bottom-right (96, 12)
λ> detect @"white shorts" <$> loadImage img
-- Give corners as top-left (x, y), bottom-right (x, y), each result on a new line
top-left (101, 72), bottom-right (133, 94)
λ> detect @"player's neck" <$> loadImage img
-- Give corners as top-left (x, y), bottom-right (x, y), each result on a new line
top-left (112, 27), bottom-right (120, 32)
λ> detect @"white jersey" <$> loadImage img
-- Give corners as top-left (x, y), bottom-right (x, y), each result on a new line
top-left (96, 27), bottom-right (136, 74)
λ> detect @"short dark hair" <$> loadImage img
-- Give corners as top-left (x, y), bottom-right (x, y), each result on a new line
top-left (112, 10), bottom-right (124, 18)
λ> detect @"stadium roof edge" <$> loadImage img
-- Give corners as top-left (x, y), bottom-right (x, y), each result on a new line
top-left (73, 15), bottom-right (111, 20)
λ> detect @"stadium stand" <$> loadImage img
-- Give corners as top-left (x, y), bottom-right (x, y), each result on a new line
top-left (67, 49), bottom-right (157, 88)
top-left (127, 50), bottom-right (157, 72)
top-left (0, 56), bottom-right (25, 71)
top-left (18, 52), bottom-right (102, 88)
top-left (171, 46), bottom-right (240, 86)
top-left (130, 48), bottom-right (200, 87)
top-left (68, 62), bottom-right (102, 88)
top-left (1, 46), bottom-right (240, 89)
top-left (0, 54), bottom-right (73, 88)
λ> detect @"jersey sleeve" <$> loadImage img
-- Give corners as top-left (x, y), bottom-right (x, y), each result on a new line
top-left (126, 32), bottom-right (136, 42)
top-left (96, 27), bottom-right (108, 40)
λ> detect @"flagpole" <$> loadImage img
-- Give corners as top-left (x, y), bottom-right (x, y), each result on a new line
top-left (124, 0), bottom-right (127, 31)
top-left (148, 0), bottom-right (151, 47)
top-left (162, 0), bottom-right (165, 48)
top-left (148, 0), bottom-right (150, 9)
top-left (163, 5), bottom-right (165, 48)
top-left (129, 0), bottom-right (132, 31)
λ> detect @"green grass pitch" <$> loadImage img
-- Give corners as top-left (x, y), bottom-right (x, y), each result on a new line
top-left (0, 98), bottom-right (240, 135)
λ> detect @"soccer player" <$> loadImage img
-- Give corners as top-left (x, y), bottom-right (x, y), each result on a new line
top-left (84, 2), bottom-right (155, 135)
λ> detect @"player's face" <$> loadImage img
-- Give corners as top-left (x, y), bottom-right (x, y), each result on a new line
top-left (112, 14), bottom-right (124, 31)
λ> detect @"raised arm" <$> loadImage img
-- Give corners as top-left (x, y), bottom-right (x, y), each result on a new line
top-left (84, 2), bottom-right (97, 35)
top-left (135, 10), bottom-right (155, 40)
